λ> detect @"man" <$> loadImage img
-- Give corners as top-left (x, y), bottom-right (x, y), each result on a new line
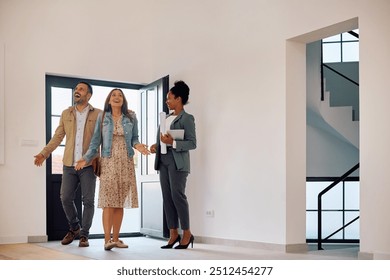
top-left (34, 81), bottom-right (101, 247)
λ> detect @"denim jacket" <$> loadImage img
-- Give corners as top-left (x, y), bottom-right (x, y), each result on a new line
top-left (83, 111), bottom-right (140, 163)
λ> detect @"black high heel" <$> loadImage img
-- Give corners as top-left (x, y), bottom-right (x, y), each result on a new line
top-left (174, 235), bottom-right (194, 249)
top-left (161, 235), bottom-right (181, 249)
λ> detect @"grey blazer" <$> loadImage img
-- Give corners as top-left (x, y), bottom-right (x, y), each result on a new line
top-left (154, 110), bottom-right (196, 173)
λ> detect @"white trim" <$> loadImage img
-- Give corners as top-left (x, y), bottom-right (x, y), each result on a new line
top-left (28, 235), bottom-right (48, 243)
top-left (196, 236), bottom-right (308, 253)
top-left (359, 251), bottom-right (390, 260)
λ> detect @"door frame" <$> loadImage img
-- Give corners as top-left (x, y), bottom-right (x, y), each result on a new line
top-left (45, 74), bottom-right (164, 240)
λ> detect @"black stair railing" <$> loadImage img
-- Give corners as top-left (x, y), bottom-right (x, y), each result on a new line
top-left (348, 30), bottom-right (359, 39)
top-left (321, 63), bottom-right (359, 102)
top-left (322, 64), bottom-right (359, 87)
top-left (317, 163), bottom-right (360, 250)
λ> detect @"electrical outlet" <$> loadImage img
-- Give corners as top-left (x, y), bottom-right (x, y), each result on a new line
top-left (205, 210), bottom-right (214, 217)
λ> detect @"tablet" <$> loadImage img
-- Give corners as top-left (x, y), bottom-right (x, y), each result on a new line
top-left (167, 129), bottom-right (184, 140)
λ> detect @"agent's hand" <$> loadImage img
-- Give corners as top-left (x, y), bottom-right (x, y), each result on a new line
top-left (34, 153), bottom-right (46, 167)
top-left (75, 159), bottom-right (87, 170)
top-left (160, 132), bottom-right (173, 145)
top-left (150, 144), bottom-right (157, 154)
top-left (134, 143), bottom-right (151, 155)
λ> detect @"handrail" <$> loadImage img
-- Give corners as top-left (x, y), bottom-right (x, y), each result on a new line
top-left (317, 163), bottom-right (359, 250)
top-left (322, 216), bottom-right (359, 240)
top-left (348, 31), bottom-right (359, 39)
top-left (322, 64), bottom-right (359, 86)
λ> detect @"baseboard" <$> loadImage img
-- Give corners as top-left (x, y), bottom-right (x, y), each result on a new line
top-left (0, 235), bottom-right (48, 244)
top-left (28, 235), bottom-right (48, 243)
top-left (285, 243), bottom-right (309, 253)
top-left (0, 236), bottom-right (28, 244)
top-left (196, 236), bottom-right (308, 253)
top-left (359, 251), bottom-right (390, 260)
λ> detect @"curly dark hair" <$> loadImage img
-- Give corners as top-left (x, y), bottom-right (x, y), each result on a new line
top-left (170, 80), bottom-right (190, 105)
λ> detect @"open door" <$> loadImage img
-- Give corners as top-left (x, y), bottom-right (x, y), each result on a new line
top-left (138, 75), bottom-right (169, 238)
top-left (45, 75), bottom-right (169, 240)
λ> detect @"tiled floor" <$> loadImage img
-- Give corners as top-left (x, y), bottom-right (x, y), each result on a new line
top-left (0, 236), bottom-right (359, 260)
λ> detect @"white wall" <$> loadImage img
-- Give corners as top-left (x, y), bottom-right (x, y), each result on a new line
top-left (358, 1), bottom-right (390, 259)
top-left (0, 0), bottom-right (389, 258)
top-left (0, 42), bottom-right (4, 164)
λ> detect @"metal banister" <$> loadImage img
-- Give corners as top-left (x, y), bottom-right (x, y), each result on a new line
top-left (317, 163), bottom-right (360, 250)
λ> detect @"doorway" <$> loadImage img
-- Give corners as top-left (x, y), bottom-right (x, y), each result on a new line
top-left (306, 31), bottom-right (360, 245)
top-left (285, 17), bottom-right (359, 248)
top-left (45, 75), bottom-right (168, 240)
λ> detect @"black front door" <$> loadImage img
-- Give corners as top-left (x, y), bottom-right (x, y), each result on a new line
top-left (45, 75), bottom-right (168, 240)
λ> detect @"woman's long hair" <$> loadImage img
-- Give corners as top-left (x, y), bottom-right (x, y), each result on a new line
top-left (103, 88), bottom-right (135, 121)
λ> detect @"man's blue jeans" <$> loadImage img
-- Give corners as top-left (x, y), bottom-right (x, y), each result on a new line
top-left (60, 165), bottom-right (96, 238)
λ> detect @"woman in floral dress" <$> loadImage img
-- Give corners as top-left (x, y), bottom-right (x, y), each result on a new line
top-left (76, 88), bottom-right (150, 250)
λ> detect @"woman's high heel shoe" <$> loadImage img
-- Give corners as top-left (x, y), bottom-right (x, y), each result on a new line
top-left (161, 235), bottom-right (181, 249)
top-left (174, 235), bottom-right (194, 249)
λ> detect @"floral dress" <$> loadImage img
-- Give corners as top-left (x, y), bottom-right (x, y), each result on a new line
top-left (98, 116), bottom-right (138, 208)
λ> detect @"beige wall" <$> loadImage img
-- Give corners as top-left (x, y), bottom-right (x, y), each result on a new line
top-left (0, 0), bottom-right (389, 258)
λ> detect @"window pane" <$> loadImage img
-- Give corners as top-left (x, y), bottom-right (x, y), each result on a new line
top-left (322, 212), bottom-right (343, 239)
top-left (342, 42), bottom-right (359, 62)
top-left (344, 212), bottom-right (360, 239)
top-left (307, 181), bottom-right (360, 241)
top-left (323, 34), bottom-right (341, 42)
top-left (51, 87), bottom-right (72, 115)
top-left (342, 32), bottom-right (358, 41)
top-left (140, 85), bottom-right (162, 176)
top-left (52, 146), bottom-right (64, 174)
top-left (51, 116), bottom-right (60, 135)
top-left (124, 88), bottom-right (140, 114)
top-left (322, 183), bottom-right (343, 210)
top-left (306, 211), bottom-right (318, 239)
top-left (51, 116), bottom-right (66, 146)
top-left (147, 88), bottom-right (158, 175)
top-left (306, 181), bottom-right (332, 209)
top-left (306, 181), bottom-right (345, 210)
top-left (345, 182), bottom-right (359, 209)
top-left (140, 182), bottom-right (164, 232)
top-left (323, 43), bottom-right (341, 63)
top-left (89, 85), bottom-right (114, 109)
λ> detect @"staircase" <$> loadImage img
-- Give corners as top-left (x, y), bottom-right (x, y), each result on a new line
top-left (319, 88), bottom-right (359, 149)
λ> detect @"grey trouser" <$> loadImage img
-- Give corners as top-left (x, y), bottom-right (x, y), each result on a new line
top-left (61, 165), bottom-right (96, 237)
top-left (159, 149), bottom-right (190, 230)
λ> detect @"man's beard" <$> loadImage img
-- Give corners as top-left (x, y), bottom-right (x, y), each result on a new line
top-left (74, 96), bottom-right (84, 105)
